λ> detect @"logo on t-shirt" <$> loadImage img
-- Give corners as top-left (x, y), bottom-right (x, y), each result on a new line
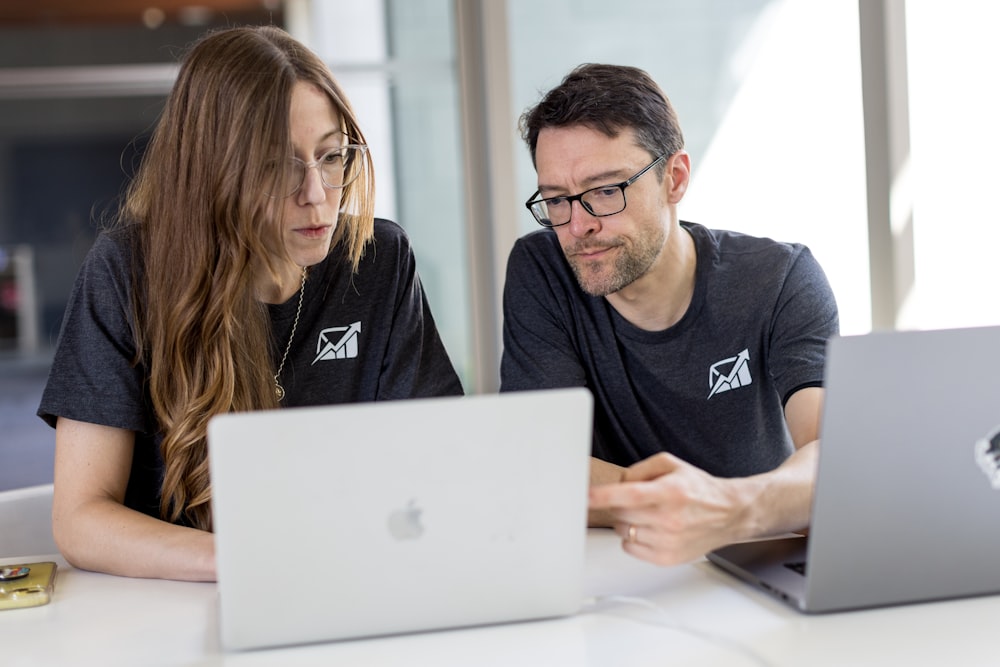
top-left (312, 321), bottom-right (361, 364)
top-left (707, 348), bottom-right (752, 399)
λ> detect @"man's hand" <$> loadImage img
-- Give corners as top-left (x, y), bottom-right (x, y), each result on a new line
top-left (589, 389), bottom-right (822, 566)
top-left (588, 451), bottom-right (754, 566)
top-left (588, 456), bottom-right (627, 527)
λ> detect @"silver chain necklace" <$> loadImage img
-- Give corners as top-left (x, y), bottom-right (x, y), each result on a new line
top-left (274, 267), bottom-right (307, 401)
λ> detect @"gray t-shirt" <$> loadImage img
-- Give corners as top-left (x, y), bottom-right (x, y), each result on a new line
top-left (500, 221), bottom-right (839, 477)
top-left (38, 218), bottom-right (463, 522)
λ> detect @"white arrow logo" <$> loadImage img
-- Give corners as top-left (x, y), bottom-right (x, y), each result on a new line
top-left (707, 348), bottom-right (752, 399)
top-left (312, 321), bottom-right (361, 364)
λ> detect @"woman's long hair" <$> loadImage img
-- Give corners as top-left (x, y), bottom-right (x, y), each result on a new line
top-left (119, 25), bottom-right (375, 530)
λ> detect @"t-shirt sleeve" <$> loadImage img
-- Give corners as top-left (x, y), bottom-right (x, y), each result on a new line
top-left (768, 246), bottom-right (840, 405)
top-left (500, 234), bottom-right (588, 392)
top-left (373, 223), bottom-right (465, 399)
top-left (37, 232), bottom-right (152, 433)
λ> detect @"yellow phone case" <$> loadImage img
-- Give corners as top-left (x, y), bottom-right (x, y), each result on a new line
top-left (0, 562), bottom-right (57, 611)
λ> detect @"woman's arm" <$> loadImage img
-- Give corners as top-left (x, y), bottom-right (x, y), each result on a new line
top-left (52, 417), bottom-right (216, 581)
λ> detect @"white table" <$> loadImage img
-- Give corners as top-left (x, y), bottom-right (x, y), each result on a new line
top-left (2, 530), bottom-right (996, 666)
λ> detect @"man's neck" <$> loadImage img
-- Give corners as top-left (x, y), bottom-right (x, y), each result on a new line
top-left (605, 224), bottom-right (696, 332)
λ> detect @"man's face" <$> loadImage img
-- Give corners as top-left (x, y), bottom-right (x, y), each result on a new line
top-left (534, 125), bottom-right (671, 297)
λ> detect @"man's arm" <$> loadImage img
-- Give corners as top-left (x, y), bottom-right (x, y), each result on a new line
top-left (588, 387), bottom-right (823, 566)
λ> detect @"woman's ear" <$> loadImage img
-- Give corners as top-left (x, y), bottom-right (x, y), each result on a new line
top-left (665, 150), bottom-right (691, 204)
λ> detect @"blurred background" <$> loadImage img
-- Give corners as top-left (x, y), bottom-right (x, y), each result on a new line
top-left (2, 0), bottom-right (998, 491)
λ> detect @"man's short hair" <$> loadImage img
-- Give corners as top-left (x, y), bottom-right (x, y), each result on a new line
top-left (518, 63), bottom-right (685, 174)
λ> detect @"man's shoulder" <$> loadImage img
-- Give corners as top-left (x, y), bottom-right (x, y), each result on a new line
top-left (509, 229), bottom-right (564, 265)
top-left (685, 221), bottom-right (808, 263)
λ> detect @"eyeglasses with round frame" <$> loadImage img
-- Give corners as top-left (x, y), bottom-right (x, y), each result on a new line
top-left (524, 153), bottom-right (667, 228)
top-left (264, 144), bottom-right (368, 198)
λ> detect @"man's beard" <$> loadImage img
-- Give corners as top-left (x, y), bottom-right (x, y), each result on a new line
top-left (566, 226), bottom-right (666, 297)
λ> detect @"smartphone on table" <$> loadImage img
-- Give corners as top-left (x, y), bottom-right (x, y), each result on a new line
top-left (0, 562), bottom-right (57, 610)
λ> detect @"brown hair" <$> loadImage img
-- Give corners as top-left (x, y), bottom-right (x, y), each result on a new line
top-left (119, 25), bottom-right (375, 530)
top-left (518, 63), bottom-right (685, 178)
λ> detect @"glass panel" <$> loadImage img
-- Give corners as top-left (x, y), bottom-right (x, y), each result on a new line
top-left (386, 0), bottom-right (472, 388)
top-left (507, 0), bottom-right (871, 334)
top-left (0, 16), bottom-right (254, 490)
top-left (309, 0), bottom-right (473, 389)
top-left (904, 1), bottom-right (1000, 329)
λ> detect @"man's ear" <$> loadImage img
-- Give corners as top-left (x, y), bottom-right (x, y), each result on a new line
top-left (666, 150), bottom-right (691, 204)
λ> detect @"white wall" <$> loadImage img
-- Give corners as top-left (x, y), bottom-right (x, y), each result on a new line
top-left (682, 0), bottom-right (871, 335)
top-left (902, 1), bottom-right (1000, 330)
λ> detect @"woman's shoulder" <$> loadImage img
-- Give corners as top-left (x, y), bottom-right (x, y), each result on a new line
top-left (371, 217), bottom-right (412, 247)
top-left (366, 217), bottom-right (417, 266)
top-left (83, 224), bottom-right (139, 277)
top-left (320, 218), bottom-right (413, 280)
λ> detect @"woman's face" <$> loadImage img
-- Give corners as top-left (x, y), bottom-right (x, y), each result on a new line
top-left (275, 81), bottom-right (347, 275)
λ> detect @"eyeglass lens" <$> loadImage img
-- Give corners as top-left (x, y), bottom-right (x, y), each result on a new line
top-left (531, 186), bottom-right (625, 227)
top-left (265, 145), bottom-right (364, 198)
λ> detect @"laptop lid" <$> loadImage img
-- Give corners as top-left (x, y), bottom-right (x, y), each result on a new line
top-left (208, 387), bottom-right (593, 650)
top-left (708, 325), bottom-right (1000, 613)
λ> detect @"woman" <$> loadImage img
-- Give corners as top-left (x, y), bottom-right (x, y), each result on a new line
top-left (37, 26), bottom-right (463, 581)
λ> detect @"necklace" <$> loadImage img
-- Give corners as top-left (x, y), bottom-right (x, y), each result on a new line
top-left (274, 267), bottom-right (307, 401)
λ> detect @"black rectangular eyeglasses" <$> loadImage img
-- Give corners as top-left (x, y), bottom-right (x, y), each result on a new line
top-left (524, 153), bottom-right (666, 228)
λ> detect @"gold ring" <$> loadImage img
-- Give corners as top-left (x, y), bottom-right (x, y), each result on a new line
top-left (627, 524), bottom-right (637, 543)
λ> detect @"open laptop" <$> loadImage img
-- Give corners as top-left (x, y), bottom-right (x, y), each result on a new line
top-left (707, 325), bottom-right (1000, 613)
top-left (207, 387), bottom-right (592, 650)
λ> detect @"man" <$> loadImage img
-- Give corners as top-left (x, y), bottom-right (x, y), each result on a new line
top-left (500, 64), bottom-right (838, 566)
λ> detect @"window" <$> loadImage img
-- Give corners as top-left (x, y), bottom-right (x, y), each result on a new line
top-left (508, 0), bottom-right (870, 334)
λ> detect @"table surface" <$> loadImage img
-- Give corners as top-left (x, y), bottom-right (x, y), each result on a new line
top-left (2, 530), bottom-right (996, 667)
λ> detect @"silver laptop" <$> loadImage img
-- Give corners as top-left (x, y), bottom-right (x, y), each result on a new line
top-left (208, 387), bottom-right (592, 650)
top-left (708, 325), bottom-right (1000, 613)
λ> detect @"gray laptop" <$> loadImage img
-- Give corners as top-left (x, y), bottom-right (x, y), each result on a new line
top-left (708, 325), bottom-right (1000, 613)
top-left (208, 387), bottom-right (593, 650)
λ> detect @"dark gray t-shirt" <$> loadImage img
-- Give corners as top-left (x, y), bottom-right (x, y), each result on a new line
top-left (38, 218), bottom-right (463, 522)
top-left (500, 221), bottom-right (839, 477)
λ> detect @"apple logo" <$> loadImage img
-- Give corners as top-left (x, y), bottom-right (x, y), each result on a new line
top-left (974, 425), bottom-right (1000, 490)
top-left (387, 499), bottom-right (425, 540)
